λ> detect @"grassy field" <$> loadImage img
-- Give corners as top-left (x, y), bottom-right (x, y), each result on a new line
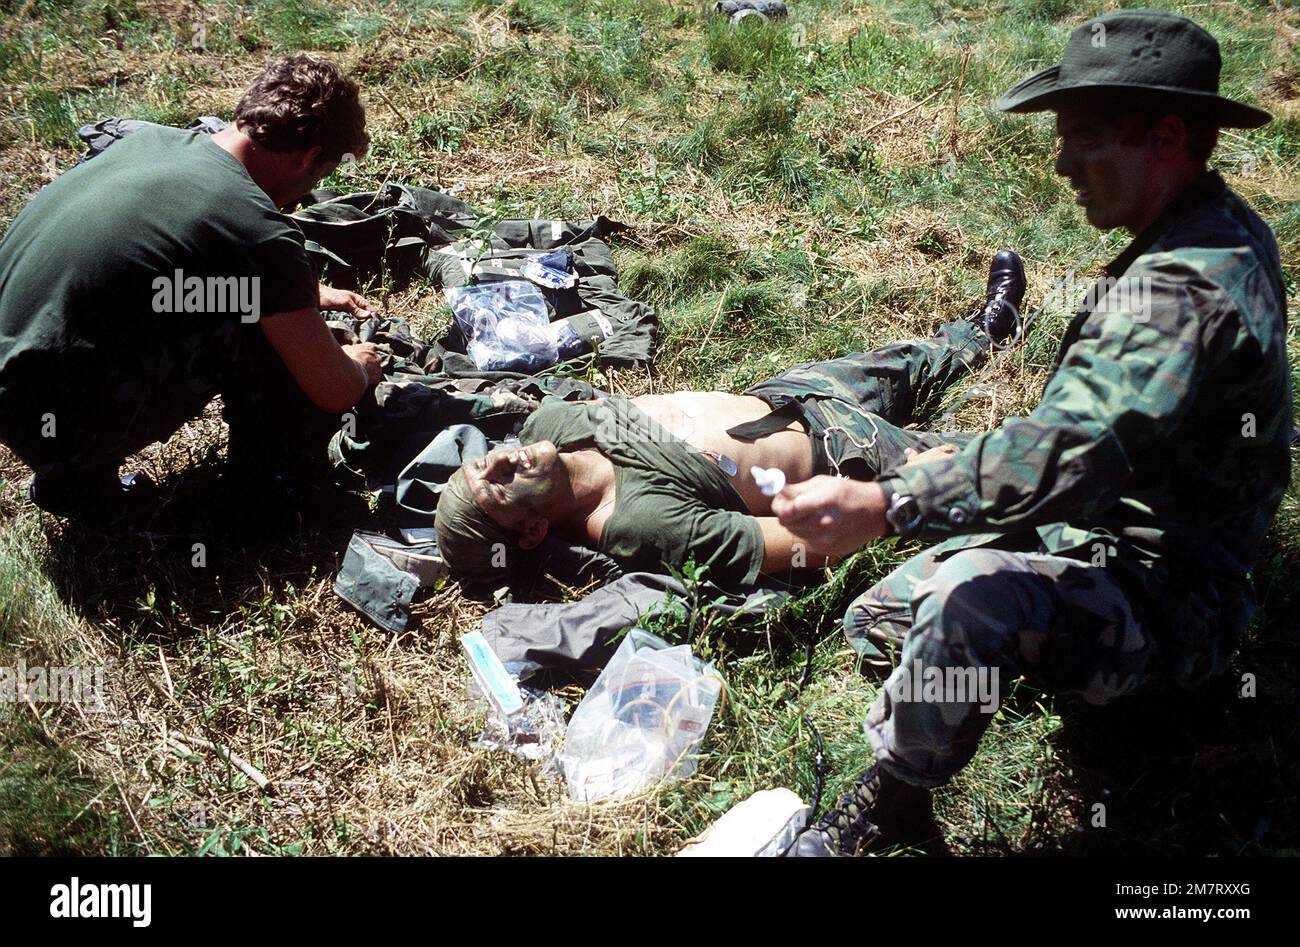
top-left (1, 0), bottom-right (1297, 856)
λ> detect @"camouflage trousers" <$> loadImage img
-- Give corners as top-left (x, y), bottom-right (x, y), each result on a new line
top-left (741, 319), bottom-right (987, 479)
top-left (847, 541), bottom-right (1161, 787)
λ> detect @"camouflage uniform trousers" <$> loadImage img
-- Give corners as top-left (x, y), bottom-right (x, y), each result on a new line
top-left (741, 319), bottom-right (987, 478)
top-left (846, 540), bottom-right (1161, 788)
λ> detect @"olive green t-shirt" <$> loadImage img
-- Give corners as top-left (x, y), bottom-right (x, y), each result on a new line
top-left (520, 395), bottom-right (766, 588)
top-left (0, 124), bottom-right (318, 407)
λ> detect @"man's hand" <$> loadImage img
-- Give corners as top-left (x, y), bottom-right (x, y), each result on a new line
top-left (319, 284), bottom-right (376, 319)
top-left (343, 342), bottom-right (384, 387)
top-left (260, 308), bottom-right (372, 412)
top-left (771, 476), bottom-right (889, 557)
top-left (903, 443), bottom-right (958, 467)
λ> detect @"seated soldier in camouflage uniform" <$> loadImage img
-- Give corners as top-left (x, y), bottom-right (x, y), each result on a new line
top-left (433, 250), bottom-right (1025, 588)
top-left (0, 54), bottom-right (385, 525)
top-left (773, 11), bottom-right (1292, 856)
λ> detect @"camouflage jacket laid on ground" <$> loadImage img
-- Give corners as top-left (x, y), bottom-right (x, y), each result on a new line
top-left (325, 310), bottom-right (608, 488)
top-left (876, 172), bottom-right (1293, 686)
top-left (289, 182), bottom-right (658, 370)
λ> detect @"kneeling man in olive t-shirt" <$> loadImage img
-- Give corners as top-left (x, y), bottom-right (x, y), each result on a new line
top-left (0, 54), bottom-right (383, 524)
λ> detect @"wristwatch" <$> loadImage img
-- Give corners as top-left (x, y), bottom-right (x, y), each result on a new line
top-left (884, 489), bottom-right (924, 539)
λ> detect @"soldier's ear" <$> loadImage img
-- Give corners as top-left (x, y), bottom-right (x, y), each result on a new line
top-left (1149, 114), bottom-right (1188, 159)
top-left (291, 143), bottom-right (325, 175)
top-left (516, 517), bottom-right (549, 550)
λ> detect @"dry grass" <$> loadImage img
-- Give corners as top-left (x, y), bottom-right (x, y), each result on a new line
top-left (2, 0), bottom-right (1298, 857)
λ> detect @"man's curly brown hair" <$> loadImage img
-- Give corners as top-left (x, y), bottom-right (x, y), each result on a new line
top-left (234, 54), bottom-right (369, 161)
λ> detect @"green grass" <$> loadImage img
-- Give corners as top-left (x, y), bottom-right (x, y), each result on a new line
top-left (0, 717), bottom-right (126, 856)
top-left (1, 0), bottom-right (1297, 856)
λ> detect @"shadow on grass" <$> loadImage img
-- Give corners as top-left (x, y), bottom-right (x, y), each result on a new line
top-left (1016, 539), bottom-right (1300, 857)
top-left (39, 465), bottom-right (373, 645)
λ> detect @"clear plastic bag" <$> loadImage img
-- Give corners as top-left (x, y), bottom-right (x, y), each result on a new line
top-left (475, 685), bottom-right (568, 767)
top-left (464, 631), bottom-right (567, 767)
top-left (446, 280), bottom-right (558, 373)
top-left (559, 629), bottom-right (726, 801)
top-left (521, 257), bottom-right (577, 290)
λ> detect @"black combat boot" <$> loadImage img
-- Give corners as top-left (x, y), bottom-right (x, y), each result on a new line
top-left (27, 465), bottom-right (157, 527)
top-left (969, 249), bottom-right (1026, 344)
top-left (784, 764), bottom-right (935, 857)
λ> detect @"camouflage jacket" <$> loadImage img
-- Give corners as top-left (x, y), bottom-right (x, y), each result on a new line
top-left (879, 172), bottom-right (1293, 684)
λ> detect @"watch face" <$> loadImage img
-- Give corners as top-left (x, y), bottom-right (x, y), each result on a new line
top-left (888, 495), bottom-right (922, 534)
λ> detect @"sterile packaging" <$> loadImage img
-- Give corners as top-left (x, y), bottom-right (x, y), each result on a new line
top-left (559, 629), bottom-right (725, 801)
top-left (446, 280), bottom-right (559, 373)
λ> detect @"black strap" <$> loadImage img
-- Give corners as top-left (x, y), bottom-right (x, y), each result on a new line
top-left (726, 399), bottom-right (804, 442)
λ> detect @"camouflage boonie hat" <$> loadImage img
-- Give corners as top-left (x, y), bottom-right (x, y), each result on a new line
top-left (996, 9), bottom-right (1271, 129)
